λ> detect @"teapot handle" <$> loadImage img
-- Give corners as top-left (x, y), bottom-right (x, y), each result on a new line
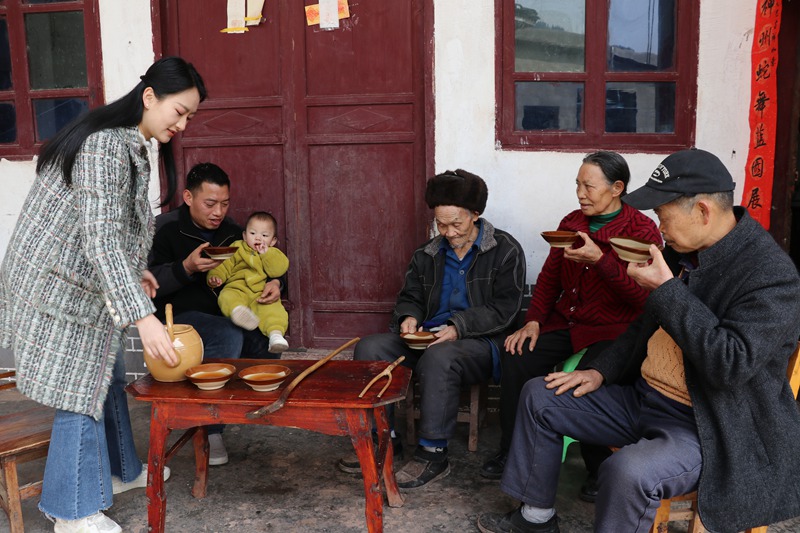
top-left (165, 303), bottom-right (175, 343)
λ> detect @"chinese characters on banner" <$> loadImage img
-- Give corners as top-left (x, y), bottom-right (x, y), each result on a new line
top-left (743, 0), bottom-right (782, 229)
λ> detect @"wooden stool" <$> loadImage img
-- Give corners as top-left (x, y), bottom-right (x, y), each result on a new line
top-left (0, 371), bottom-right (54, 533)
top-left (404, 379), bottom-right (487, 452)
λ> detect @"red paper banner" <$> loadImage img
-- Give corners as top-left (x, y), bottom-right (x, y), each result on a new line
top-left (742, 0), bottom-right (782, 229)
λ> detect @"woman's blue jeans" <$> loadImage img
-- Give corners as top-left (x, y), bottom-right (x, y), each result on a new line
top-left (39, 351), bottom-right (143, 520)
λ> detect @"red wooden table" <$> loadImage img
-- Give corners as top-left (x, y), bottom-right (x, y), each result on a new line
top-left (126, 359), bottom-right (411, 533)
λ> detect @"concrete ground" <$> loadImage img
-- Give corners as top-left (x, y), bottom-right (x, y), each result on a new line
top-left (2, 350), bottom-right (800, 533)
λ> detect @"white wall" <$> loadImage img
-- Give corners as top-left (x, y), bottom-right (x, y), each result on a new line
top-left (433, 0), bottom-right (755, 280)
top-left (0, 0), bottom-right (156, 260)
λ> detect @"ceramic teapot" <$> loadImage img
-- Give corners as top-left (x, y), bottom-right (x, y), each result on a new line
top-left (143, 303), bottom-right (204, 382)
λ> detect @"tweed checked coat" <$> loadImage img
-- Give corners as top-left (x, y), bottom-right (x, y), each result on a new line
top-left (0, 126), bottom-right (156, 419)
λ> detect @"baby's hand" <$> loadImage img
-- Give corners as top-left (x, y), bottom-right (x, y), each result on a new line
top-left (208, 276), bottom-right (223, 288)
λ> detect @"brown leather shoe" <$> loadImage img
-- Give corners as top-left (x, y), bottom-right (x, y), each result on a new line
top-left (395, 447), bottom-right (449, 489)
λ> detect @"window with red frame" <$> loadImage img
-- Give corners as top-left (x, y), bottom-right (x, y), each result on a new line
top-left (496, 0), bottom-right (698, 152)
top-left (0, 0), bottom-right (102, 158)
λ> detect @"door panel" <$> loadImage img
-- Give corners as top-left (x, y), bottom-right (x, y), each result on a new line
top-left (307, 104), bottom-right (414, 135)
top-left (304, 5), bottom-right (414, 96)
top-left (161, 1), bottom-right (427, 348)
top-left (185, 107), bottom-right (283, 139)
top-left (172, 2), bottom-right (282, 99)
top-left (308, 143), bottom-right (416, 302)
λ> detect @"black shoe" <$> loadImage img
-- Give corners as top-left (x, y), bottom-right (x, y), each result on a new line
top-left (578, 474), bottom-right (599, 503)
top-left (481, 450), bottom-right (508, 480)
top-left (395, 447), bottom-right (450, 490)
top-left (477, 508), bottom-right (560, 533)
top-left (337, 434), bottom-right (404, 474)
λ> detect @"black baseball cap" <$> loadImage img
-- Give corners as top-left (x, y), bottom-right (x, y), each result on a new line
top-left (623, 148), bottom-right (735, 210)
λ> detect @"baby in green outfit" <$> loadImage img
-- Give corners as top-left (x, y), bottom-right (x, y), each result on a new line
top-left (207, 211), bottom-right (289, 353)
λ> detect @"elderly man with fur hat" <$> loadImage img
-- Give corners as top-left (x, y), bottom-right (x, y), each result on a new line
top-left (337, 169), bottom-right (526, 489)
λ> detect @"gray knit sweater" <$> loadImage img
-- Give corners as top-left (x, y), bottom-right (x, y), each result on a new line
top-left (0, 126), bottom-right (156, 419)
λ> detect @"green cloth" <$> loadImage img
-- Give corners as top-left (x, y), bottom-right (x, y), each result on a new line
top-left (589, 207), bottom-right (622, 233)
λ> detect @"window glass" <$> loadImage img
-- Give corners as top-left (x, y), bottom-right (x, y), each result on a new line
top-left (0, 19), bottom-right (11, 90)
top-left (515, 0), bottom-right (585, 73)
top-left (605, 82), bottom-right (675, 133)
top-left (608, 0), bottom-right (676, 71)
top-left (0, 102), bottom-right (16, 143)
top-left (25, 11), bottom-right (86, 90)
top-left (516, 81), bottom-right (584, 131)
top-left (33, 97), bottom-right (88, 141)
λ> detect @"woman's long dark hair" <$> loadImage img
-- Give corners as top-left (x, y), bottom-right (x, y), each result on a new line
top-left (36, 56), bottom-right (207, 205)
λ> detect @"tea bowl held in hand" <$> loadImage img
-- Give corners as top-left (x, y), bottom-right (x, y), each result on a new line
top-left (400, 331), bottom-right (436, 350)
top-left (204, 246), bottom-right (237, 260)
top-left (609, 236), bottom-right (658, 264)
top-left (239, 364), bottom-right (292, 392)
top-left (541, 231), bottom-right (578, 248)
top-left (185, 363), bottom-right (236, 390)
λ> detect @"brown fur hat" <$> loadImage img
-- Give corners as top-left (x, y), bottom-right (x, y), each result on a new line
top-left (425, 169), bottom-right (488, 214)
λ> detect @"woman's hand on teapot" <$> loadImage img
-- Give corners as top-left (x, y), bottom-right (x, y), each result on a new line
top-left (136, 314), bottom-right (178, 367)
top-left (563, 231), bottom-right (603, 265)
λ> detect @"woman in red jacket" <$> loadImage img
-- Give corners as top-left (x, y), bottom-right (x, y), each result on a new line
top-left (481, 151), bottom-right (661, 502)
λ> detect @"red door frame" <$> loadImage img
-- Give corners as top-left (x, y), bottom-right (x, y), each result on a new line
top-left (771, 0), bottom-right (800, 250)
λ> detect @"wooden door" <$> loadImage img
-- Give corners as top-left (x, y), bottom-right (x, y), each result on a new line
top-left (158, 1), bottom-right (430, 348)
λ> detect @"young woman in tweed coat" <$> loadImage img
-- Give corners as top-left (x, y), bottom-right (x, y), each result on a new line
top-left (0, 57), bottom-right (206, 533)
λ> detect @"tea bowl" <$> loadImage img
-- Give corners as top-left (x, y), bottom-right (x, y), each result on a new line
top-left (185, 363), bottom-right (236, 391)
top-left (239, 364), bottom-right (292, 392)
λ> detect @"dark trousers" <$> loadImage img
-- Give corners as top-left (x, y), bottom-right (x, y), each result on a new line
top-left (499, 329), bottom-right (612, 474)
top-left (501, 377), bottom-right (701, 532)
top-left (176, 310), bottom-right (275, 359)
top-left (353, 333), bottom-right (493, 440)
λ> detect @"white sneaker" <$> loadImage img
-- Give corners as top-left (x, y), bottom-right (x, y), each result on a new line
top-left (54, 512), bottom-right (121, 533)
top-left (231, 305), bottom-right (259, 331)
top-left (268, 331), bottom-right (289, 354)
top-left (208, 433), bottom-right (229, 466)
top-left (111, 462), bottom-right (171, 495)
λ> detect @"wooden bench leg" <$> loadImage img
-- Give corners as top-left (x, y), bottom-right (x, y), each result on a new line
top-left (468, 384), bottom-right (480, 452)
top-left (404, 397), bottom-right (416, 446)
top-left (406, 379), bottom-right (487, 452)
top-left (1, 457), bottom-right (25, 533)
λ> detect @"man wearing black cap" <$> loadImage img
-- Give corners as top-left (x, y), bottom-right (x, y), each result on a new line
top-left (478, 149), bottom-right (800, 533)
top-left (338, 169), bottom-right (526, 490)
